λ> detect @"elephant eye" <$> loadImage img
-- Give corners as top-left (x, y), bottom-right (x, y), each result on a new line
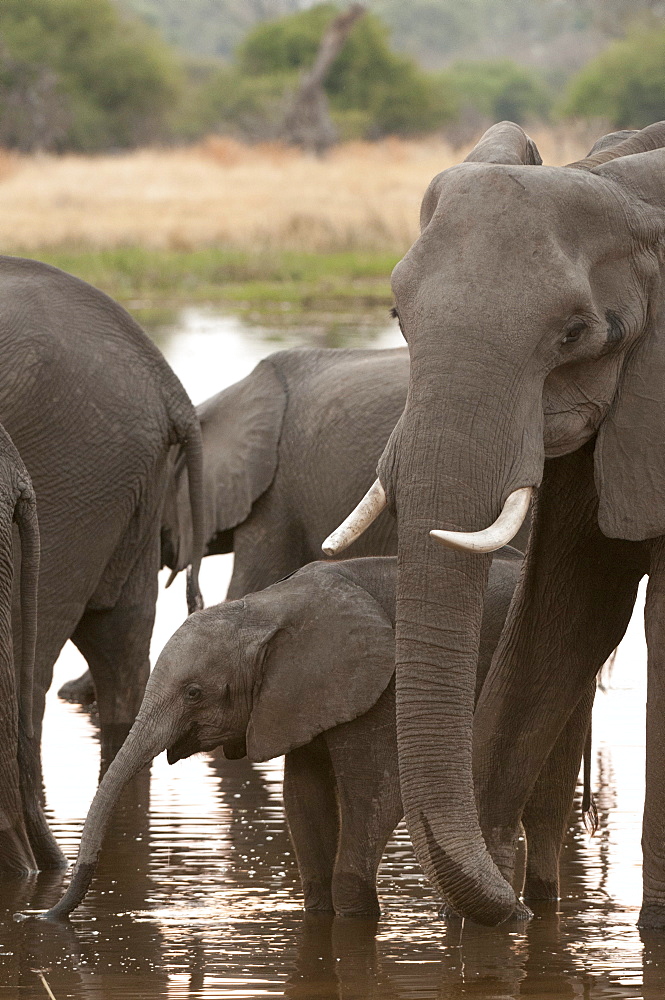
top-left (561, 320), bottom-right (586, 345)
top-left (185, 684), bottom-right (202, 703)
top-left (390, 306), bottom-right (405, 337)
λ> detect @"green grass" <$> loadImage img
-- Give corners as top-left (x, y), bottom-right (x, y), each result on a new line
top-left (7, 246), bottom-right (397, 320)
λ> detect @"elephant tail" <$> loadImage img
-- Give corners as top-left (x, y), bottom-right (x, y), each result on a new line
top-left (15, 487), bottom-right (39, 739)
top-left (160, 360), bottom-right (205, 613)
top-left (169, 404), bottom-right (205, 615)
top-left (178, 417), bottom-right (205, 615)
top-left (582, 718), bottom-right (598, 836)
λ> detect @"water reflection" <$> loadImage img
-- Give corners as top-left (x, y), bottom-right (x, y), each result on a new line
top-left (0, 307), bottom-right (661, 999)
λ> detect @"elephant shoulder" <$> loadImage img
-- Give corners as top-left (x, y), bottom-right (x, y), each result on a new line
top-left (318, 557), bottom-right (397, 625)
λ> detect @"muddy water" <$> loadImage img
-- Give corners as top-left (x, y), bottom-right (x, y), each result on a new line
top-left (0, 308), bottom-right (661, 999)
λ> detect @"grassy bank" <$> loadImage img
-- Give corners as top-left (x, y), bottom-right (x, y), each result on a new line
top-left (0, 130), bottom-right (590, 322)
top-left (14, 246), bottom-right (397, 325)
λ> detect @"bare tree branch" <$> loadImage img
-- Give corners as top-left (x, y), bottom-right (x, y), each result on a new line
top-left (280, 3), bottom-right (366, 155)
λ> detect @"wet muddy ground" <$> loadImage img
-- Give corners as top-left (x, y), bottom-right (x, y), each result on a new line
top-left (0, 310), bottom-right (660, 999)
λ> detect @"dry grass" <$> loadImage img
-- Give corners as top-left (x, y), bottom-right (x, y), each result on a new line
top-left (0, 128), bottom-right (590, 255)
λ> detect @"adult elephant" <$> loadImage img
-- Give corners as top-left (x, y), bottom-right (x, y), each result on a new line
top-left (325, 120), bottom-right (665, 927)
top-left (0, 256), bottom-right (203, 870)
top-left (165, 346), bottom-right (410, 598)
top-left (0, 424), bottom-right (41, 873)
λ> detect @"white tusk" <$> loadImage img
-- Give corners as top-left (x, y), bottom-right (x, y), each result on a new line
top-left (430, 487), bottom-right (533, 554)
top-left (322, 479), bottom-right (387, 556)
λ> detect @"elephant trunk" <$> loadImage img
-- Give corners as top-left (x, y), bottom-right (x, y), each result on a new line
top-left (386, 362), bottom-right (542, 924)
top-left (43, 713), bottom-right (168, 918)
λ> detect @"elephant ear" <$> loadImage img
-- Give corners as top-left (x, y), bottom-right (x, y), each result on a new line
top-left (420, 122), bottom-right (542, 231)
top-left (587, 129), bottom-right (637, 156)
top-left (166, 359), bottom-right (287, 570)
top-left (245, 565), bottom-right (395, 763)
top-left (591, 149), bottom-right (665, 540)
top-left (463, 120), bottom-right (542, 166)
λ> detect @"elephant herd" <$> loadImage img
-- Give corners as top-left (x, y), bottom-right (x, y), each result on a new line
top-left (2, 118), bottom-right (665, 932)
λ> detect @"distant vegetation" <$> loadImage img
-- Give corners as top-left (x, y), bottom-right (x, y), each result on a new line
top-left (0, 129), bottom-right (588, 320)
top-left (0, 0), bottom-right (180, 151)
top-left (195, 4), bottom-right (456, 140)
top-left (562, 26), bottom-right (665, 128)
top-left (0, 0), bottom-right (662, 152)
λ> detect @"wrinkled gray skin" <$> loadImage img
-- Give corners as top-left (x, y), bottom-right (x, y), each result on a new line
top-left (58, 346), bottom-right (411, 706)
top-left (0, 256), bottom-right (203, 872)
top-left (0, 425), bottom-right (41, 873)
top-left (371, 119), bottom-right (665, 927)
top-left (169, 346), bottom-right (411, 597)
top-left (43, 551), bottom-right (521, 919)
top-left (61, 345), bottom-right (533, 704)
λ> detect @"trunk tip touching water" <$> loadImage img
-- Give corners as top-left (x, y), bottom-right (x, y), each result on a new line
top-left (430, 487), bottom-right (532, 554)
top-left (33, 726), bottom-right (164, 919)
top-left (415, 809), bottom-right (519, 925)
top-left (40, 862), bottom-right (97, 920)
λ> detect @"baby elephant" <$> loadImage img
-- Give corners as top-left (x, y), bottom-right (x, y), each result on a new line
top-left (46, 553), bottom-right (521, 920)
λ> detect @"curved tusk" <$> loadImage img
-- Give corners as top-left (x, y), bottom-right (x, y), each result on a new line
top-left (322, 479), bottom-right (387, 556)
top-left (430, 487), bottom-right (533, 554)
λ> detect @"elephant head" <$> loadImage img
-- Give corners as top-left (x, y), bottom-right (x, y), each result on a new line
top-left (44, 560), bottom-right (396, 917)
top-left (324, 120), bottom-right (665, 924)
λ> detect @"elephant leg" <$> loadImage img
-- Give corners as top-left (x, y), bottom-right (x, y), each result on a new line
top-left (283, 739), bottom-right (339, 913)
top-left (640, 538), bottom-right (665, 929)
top-left (72, 540), bottom-right (159, 771)
top-left (57, 669), bottom-right (95, 706)
top-left (522, 680), bottom-right (595, 900)
top-left (17, 722), bottom-right (66, 870)
top-left (474, 446), bottom-right (646, 889)
top-left (226, 505), bottom-right (306, 600)
top-left (327, 686), bottom-right (402, 917)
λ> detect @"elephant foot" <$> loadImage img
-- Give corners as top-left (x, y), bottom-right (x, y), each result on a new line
top-left (302, 879), bottom-right (334, 914)
top-left (57, 670), bottom-right (96, 706)
top-left (0, 827), bottom-right (38, 877)
top-left (332, 873), bottom-right (380, 919)
top-left (638, 903), bottom-right (665, 930)
top-left (523, 875), bottom-right (560, 901)
top-left (334, 902), bottom-right (381, 919)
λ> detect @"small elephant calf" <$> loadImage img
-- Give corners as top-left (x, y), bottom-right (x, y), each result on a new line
top-left (46, 553), bottom-right (521, 920)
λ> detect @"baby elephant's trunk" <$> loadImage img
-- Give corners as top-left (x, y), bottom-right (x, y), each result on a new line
top-left (43, 723), bottom-right (165, 918)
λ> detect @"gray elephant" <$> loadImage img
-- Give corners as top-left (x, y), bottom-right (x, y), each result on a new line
top-left (58, 345), bottom-right (410, 706)
top-left (42, 549), bottom-right (522, 919)
top-left (0, 255), bottom-right (204, 871)
top-left (0, 424), bottom-right (41, 873)
top-left (324, 120), bottom-right (665, 927)
top-left (167, 345), bottom-right (410, 598)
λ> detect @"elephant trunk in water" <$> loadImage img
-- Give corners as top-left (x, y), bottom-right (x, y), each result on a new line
top-left (43, 710), bottom-right (169, 918)
top-left (377, 352), bottom-right (542, 925)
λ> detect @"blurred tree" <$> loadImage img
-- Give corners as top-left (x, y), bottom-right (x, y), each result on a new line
top-left (0, 0), bottom-right (181, 150)
top-left (116, 0), bottom-right (304, 59)
top-left (280, 3), bottom-right (366, 153)
top-left (229, 2), bottom-right (455, 139)
top-left (440, 60), bottom-right (551, 126)
top-left (562, 25), bottom-right (665, 127)
top-left (0, 45), bottom-right (71, 152)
